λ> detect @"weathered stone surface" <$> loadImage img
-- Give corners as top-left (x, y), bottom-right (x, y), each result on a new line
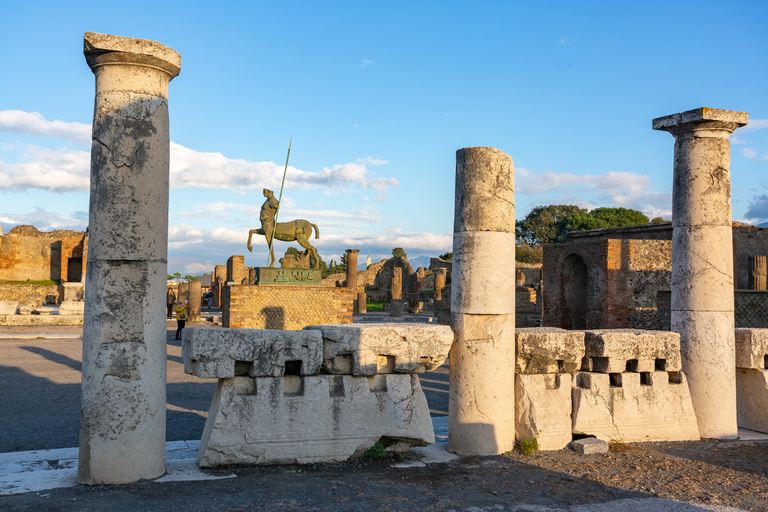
top-left (571, 371), bottom-right (699, 443)
top-left (188, 280), bottom-right (202, 320)
top-left (582, 329), bottom-right (681, 373)
top-left (357, 292), bottom-right (366, 314)
top-left (61, 282), bottom-right (84, 302)
top-left (183, 327), bottom-right (322, 378)
top-left (571, 438), bottom-right (608, 455)
top-left (655, 107), bottom-right (745, 440)
top-left (453, 147), bottom-right (514, 233)
top-left (79, 32), bottom-right (180, 485)
top-left (736, 368), bottom-right (768, 433)
top-left (198, 374), bottom-right (434, 467)
top-left (58, 301), bottom-right (85, 316)
top-left (515, 373), bottom-right (572, 451)
top-left (304, 323), bottom-right (452, 375)
top-left (515, 327), bottom-right (585, 374)
top-left (448, 313), bottom-right (516, 455)
top-left (735, 328), bottom-right (768, 369)
top-left (390, 267), bottom-right (403, 317)
top-left (0, 301), bottom-right (19, 315)
top-left (673, 310), bottom-right (736, 439)
top-left (451, 231), bottom-right (516, 315)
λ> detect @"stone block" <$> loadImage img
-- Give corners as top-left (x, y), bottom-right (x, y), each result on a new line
top-left (736, 368), bottom-right (768, 433)
top-left (571, 438), bottom-right (608, 455)
top-left (735, 328), bottom-right (768, 369)
top-left (582, 329), bottom-right (681, 373)
top-left (198, 374), bottom-right (434, 467)
top-left (304, 323), bottom-right (452, 375)
top-left (182, 327), bottom-right (322, 378)
top-left (58, 301), bottom-right (85, 316)
top-left (0, 301), bottom-right (19, 315)
top-left (451, 231), bottom-right (516, 315)
top-left (515, 373), bottom-right (572, 451)
top-left (515, 327), bottom-right (585, 374)
top-left (571, 371), bottom-right (699, 443)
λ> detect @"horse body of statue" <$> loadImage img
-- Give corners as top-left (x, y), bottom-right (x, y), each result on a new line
top-left (247, 189), bottom-right (320, 268)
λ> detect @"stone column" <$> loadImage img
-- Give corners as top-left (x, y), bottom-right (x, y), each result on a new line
top-left (188, 280), bottom-right (202, 320)
top-left (79, 32), bottom-right (181, 485)
top-left (449, 147), bottom-right (516, 455)
top-left (749, 256), bottom-right (767, 290)
top-left (434, 268), bottom-right (447, 302)
top-left (178, 281), bottom-right (189, 303)
top-left (357, 292), bottom-right (367, 314)
top-left (653, 107), bottom-right (748, 439)
top-left (345, 249), bottom-right (360, 313)
top-left (390, 267), bottom-right (403, 317)
top-left (213, 264), bottom-right (226, 307)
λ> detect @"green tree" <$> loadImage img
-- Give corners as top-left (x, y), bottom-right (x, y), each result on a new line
top-left (515, 205), bottom-right (587, 246)
top-left (172, 272), bottom-right (182, 282)
top-left (563, 207), bottom-right (649, 234)
top-left (167, 274), bottom-right (172, 280)
top-left (439, 252), bottom-right (452, 262)
top-left (515, 243), bottom-right (543, 264)
top-left (392, 247), bottom-right (407, 259)
top-left (651, 216), bottom-right (669, 224)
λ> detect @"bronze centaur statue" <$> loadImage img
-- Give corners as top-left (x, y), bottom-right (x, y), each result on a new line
top-left (247, 188), bottom-right (320, 268)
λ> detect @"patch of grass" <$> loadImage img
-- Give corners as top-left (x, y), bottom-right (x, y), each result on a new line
top-left (365, 301), bottom-right (385, 312)
top-left (364, 442), bottom-right (387, 459)
top-left (0, 280), bottom-right (60, 286)
top-left (518, 437), bottom-right (539, 456)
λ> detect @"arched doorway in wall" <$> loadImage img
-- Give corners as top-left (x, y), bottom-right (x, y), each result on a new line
top-left (562, 253), bottom-right (588, 329)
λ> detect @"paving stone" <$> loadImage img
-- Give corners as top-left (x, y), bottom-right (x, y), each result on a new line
top-left (582, 329), bottom-right (681, 373)
top-left (304, 323), bottom-right (452, 375)
top-left (182, 327), bottom-right (323, 378)
top-left (571, 437), bottom-right (608, 454)
top-left (515, 328), bottom-right (585, 374)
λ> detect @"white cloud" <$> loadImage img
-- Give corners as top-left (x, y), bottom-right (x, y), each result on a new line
top-left (361, 59), bottom-right (374, 67)
top-left (731, 135), bottom-right (746, 144)
top-left (740, 119), bottom-right (768, 133)
top-left (0, 110), bottom-right (90, 145)
top-left (742, 148), bottom-right (758, 159)
top-left (516, 168), bottom-right (650, 195)
top-left (0, 207), bottom-right (87, 232)
top-left (357, 156), bottom-right (389, 166)
top-left (0, 144), bottom-right (90, 192)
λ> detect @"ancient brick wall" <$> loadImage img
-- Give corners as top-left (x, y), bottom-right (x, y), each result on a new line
top-left (0, 226), bottom-right (87, 282)
top-left (0, 283), bottom-right (59, 305)
top-left (226, 255), bottom-right (249, 285)
top-left (222, 284), bottom-right (353, 330)
top-left (732, 226), bottom-right (768, 290)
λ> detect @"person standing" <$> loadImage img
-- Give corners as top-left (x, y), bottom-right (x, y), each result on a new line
top-left (166, 288), bottom-right (176, 319)
top-left (174, 299), bottom-right (189, 340)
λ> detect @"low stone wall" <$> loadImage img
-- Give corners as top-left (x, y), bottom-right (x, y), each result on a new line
top-left (222, 284), bottom-right (353, 330)
top-left (0, 283), bottom-right (59, 305)
top-left (0, 314), bottom-right (83, 326)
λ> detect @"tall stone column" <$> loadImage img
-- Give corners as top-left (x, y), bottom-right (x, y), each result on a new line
top-left (390, 267), bottom-right (403, 317)
top-left (79, 32), bottom-right (181, 485)
top-left (749, 256), bottom-right (767, 290)
top-left (653, 108), bottom-right (748, 439)
top-left (448, 147), bottom-right (516, 455)
top-left (188, 280), bottom-right (202, 320)
top-left (345, 249), bottom-right (360, 313)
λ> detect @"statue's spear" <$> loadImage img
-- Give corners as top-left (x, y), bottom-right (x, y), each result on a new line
top-left (267, 137), bottom-right (292, 267)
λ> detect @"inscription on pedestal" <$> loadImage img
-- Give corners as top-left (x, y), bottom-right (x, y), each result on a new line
top-left (255, 267), bottom-right (322, 286)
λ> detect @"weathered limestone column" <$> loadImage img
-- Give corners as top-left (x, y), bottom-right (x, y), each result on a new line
top-left (390, 267), bottom-right (403, 317)
top-left (357, 292), bottom-right (367, 314)
top-left (749, 256), bottom-right (767, 290)
top-left (178, 281), bottom-right (189, 303)
top-left (434, 268), bottom-right (447, 302)
top-left (449, 147), bottom-right (516, 455)
top-left (79, 32), bottom-right (180, 485)
top-left (346, 249), bottom-right (360, 313)
top-left (188, 280), bottom-right (202, 320)
top-left (653, 108), bottom-right (748, 439)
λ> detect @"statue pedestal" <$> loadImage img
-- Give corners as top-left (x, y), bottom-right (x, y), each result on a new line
top-left (255, 267), bottom-right (322, 286)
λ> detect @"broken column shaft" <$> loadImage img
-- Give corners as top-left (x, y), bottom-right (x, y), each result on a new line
top-left (345, 249), bottom-right (360, 312)
top-left (391, 267), bottom-right (403, 317)
top-left (79, 32), bottom-right (181, 484)
top-left (449, 147), bottom-right (516, 455)
top-left (653, 107), bottom-right (748, 439)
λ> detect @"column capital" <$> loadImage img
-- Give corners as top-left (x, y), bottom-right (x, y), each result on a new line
top-left (345, 249), bottom-right (360, 255)
top-left (84, 32), bottom-right (181, 79)
top-left (653, 107), bottom-right (748, 137)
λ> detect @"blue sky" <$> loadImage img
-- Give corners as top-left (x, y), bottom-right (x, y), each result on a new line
top-left (1, 1), bottom-right (767, 274)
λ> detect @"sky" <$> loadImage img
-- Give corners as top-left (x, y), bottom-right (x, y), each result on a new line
top-left (1, 1), bottom-right (767, 275)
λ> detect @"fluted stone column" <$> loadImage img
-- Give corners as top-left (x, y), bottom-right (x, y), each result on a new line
top-left (653, 107), bottom-right (748, 439)
top-left (346, 249), bottom-right (360, 313)
top-left (749, 256), bottom-right (767, 290)
top-left (390, 267), bottom-right (403, 317)
top-left (79, 32), bottom-right (180, 485)
top-left (448, 147), bottom-right (516, 455)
